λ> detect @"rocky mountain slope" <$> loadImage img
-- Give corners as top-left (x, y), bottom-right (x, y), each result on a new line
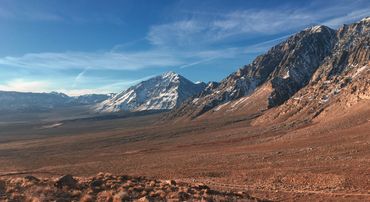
top-left (255, 17), bottom-right (370, 125)
top-left (0, 91), bottom-right (110, 112)
top-left (168, 17), bottom-right (369, 120)
top-left (95, 72), bottom-right (206, 112)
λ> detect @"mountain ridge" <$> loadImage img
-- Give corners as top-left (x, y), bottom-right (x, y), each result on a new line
top-left (166, 17), bottom-right (369, 121)
top-left (95, 72), bottom-right (206, 113)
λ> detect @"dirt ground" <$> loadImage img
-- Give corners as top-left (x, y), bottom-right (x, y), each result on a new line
top-left (0, 105), bottom-right (369, 201)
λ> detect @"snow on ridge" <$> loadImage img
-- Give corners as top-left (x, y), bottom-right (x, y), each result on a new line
top-left (306, 25), bottom-right (327, 33)
top-left (282, 70), bottom-right (290, 79)
top-left (95, 71), bottom-right (205, 113)
top-left (353, 65), bottom-right (369, 78)
top-left (360, 16), bottom-right (370, 22)
top-left (231, 96), bottom-right (250, 109)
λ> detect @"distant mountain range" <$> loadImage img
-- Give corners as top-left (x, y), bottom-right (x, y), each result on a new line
top-left (1, 17), bottom-right (368, 119)
top-left (0, 91), bottom-right (112, 112)
top-left (0, 72), bottom-right (209, 113)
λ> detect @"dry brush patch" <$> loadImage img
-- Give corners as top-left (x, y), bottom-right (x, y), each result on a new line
top-left (0, 173), bottom-right (266, 202)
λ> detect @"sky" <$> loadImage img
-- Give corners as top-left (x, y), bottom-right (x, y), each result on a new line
top-left (0, 0), bottom-right (369, 96)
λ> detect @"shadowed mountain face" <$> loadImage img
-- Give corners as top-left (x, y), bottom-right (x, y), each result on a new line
top-left (95, 72), bottom-right (206, 113)
top-left (256, 17), bottom-right (370, 124)
top-left (168, 17), bottom-right (369, 120)
top-left (313, 17), bottom-right (370, 80)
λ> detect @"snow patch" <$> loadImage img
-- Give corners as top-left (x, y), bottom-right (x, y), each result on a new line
top-left (353, 65), bottom-right (368, 78)
top-left (231, 96), bottom-right (249, 108)
top-left (282, 70), bottom-right (290, 79)
top-left (320, 95), bottom-right (330, 103)
top-left (306, 25), bottom-right (325, 33)
top-left (213, 102), bottom-right (229, 111)
top-left (360, 16), bottom-right (370, 22)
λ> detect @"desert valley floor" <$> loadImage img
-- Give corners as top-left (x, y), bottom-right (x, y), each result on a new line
top-left (0, 102), bottom-right (369, 201)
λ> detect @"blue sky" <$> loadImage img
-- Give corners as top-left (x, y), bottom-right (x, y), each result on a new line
top-left (0, 0), bottom-right (369, 95)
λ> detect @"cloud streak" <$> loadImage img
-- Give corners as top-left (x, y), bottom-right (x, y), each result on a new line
top-left (321, 7), bottom-right (370, 27)
top-left (0, 74), bottom-right (157, 96)
top-left (0, 1), bottom-right (125, 25)
top-left (148, 0), bottom-right (370, 49)
top-left (57, 74), bottom-right (157, 96)
top-left (147, 10), bottom-right (307, 48)
top-left (0, 51), bottom-right (184, 70)
top-left (179, 57), bottom-right (218, 69)
top-left (0, 79), bottom-right (52, 93)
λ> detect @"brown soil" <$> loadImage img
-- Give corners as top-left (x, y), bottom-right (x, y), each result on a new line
top-left (0, 102), bottom-right (369, 201)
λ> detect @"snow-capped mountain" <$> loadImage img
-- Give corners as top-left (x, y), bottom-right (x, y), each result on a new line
top-left (95, 72), bottom-right (206, 112)
top-left (168, 17), bottom-right (370, 119)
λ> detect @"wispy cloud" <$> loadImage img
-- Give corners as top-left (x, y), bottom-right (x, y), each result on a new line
top-left (176, 33), bottom-right (294, 69)
top-left (110, 38), bottom-right (146, 52)
top-left (98, 74), bottom-right (156, 90)
top-left (0, 3), bottom-right (64, 22)
top-left (1, 1), bottom-right (368, 72)
top-left (211, 10), bottom-right (311, 37)
top-left (0, 51), bottom-right (184, 70)
top-left (147, 9), bottom-right (308, 48)
top-left (57, 74), bottom-right (156, 96)
top-left (0, 32), bottom-right (301, 73)
top-left (0, 1), bottom-right (124, 24)
top-left (72, 67), bottom-right (90, 88)
top-left (147, 20), bottom-right (206, 47)
top-left (179, 57), bottom-right (218, 69)
top-left (321, 7), bottom-right (370, 27)
top-left (0, 74), bottom-right (157, 96)
top-left (148, 0), bottom-right (370, 49)
top-left (0, 79), bottom-right (52, 93)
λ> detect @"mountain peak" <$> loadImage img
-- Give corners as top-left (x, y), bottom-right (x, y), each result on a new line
top-left (360, 16), bottom-right (370, 22)
top-left (305, 25), bottom-right (331, 33)
top-left (161, 71), bottom-right (179, 79)
top-left (95, 72), bottom-right (205, 112)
